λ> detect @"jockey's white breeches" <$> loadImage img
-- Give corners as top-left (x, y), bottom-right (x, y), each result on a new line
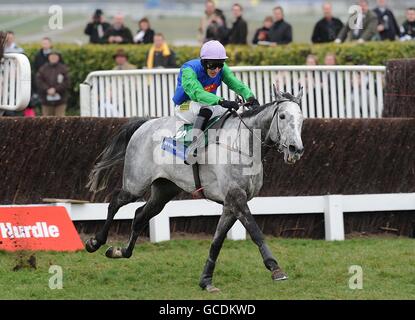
top-left (174, 101), bottom-right (227, 124)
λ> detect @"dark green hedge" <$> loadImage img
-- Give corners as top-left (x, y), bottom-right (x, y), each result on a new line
top-left (22, 42), bottom-right (415, 112)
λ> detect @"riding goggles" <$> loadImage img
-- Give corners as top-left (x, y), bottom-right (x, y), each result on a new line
top-left (203, 60), bottom-right (225, 70)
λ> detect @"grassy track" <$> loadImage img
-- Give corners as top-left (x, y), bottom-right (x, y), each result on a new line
top-left (0, 237), bottom-right (414, 300)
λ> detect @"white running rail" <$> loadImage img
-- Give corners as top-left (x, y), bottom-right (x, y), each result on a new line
top-left (3, 193), bottom-right (414, 242)
top-left (80, 65), bottom-right (386, 119)
top-left (0, 53), bottom-right (31, 113)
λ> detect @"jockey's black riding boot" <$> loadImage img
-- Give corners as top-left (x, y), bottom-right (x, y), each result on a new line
top-left (185, 107), bottom-right (212, 165)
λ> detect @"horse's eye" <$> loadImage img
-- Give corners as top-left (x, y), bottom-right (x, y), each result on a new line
top-left (279, 114), bottom-right (285, 120)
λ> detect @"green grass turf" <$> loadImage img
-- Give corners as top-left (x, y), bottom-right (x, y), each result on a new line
top-left (0, 237), bottom-right (414, 299)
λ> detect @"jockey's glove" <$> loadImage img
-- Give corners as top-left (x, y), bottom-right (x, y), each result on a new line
top-left (246, 96), bottom-right (260, 107)
top-left (219, 99), bottom-right (239, 111)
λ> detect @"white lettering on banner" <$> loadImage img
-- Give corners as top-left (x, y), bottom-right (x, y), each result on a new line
top-left (0, 222), bottom-right (60, 239)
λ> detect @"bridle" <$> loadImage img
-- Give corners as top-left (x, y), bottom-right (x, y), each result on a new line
top-left (233, 99), bottom-right (290, 154)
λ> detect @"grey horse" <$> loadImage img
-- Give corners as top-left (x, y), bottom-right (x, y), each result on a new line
top-left (85, 88), bottom-right (305, 292)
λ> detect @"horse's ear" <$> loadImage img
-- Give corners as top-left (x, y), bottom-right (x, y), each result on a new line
top-left (273, 84), bottom-right (284, 102)
top-left (295, 86), bottom-right (304, 105)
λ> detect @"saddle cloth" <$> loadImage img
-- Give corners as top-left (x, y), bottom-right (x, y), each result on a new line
top-left (161, 115), bottom-right (221, 160)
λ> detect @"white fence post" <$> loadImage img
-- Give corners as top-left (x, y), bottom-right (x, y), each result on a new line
top-left (227, 220), bottom-right (246, 240)
top-left (324, 195), bottom-right (345, 241)
top-left (149, 214), bottom-right (170, 243)
top-left (80, 83), bottom-right (91, 116)
top-left (0, 53), bottom-right (31, 112)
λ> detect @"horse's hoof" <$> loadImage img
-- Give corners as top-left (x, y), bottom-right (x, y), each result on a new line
top-left (206, 284), bottom-right (221, 293)
top-left (85, 238), bottom-right (100, 253)
top-left (272, 268), bottom-right (288, 281)
top-left (105, 246), bottom-right (124, 259)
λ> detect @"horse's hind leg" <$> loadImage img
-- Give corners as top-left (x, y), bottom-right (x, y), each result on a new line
top-left (105, 179), bottom-right (182, 259)
top-left (85, 189), bottom-right (137, 253)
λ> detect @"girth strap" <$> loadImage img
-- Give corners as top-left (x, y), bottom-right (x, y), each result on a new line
top-left (192, 163), bottom-right (205, 199)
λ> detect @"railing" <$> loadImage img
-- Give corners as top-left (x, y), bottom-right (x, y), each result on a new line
top-left (3, 193), bottom-right (414, 242)
top-left (80, 65), bottom-right (386, 119)
top-left (0, 53), bottom-right (31, 113)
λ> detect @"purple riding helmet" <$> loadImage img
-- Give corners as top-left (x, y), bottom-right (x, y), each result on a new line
top-left (200, 40), bottom-right (228, 60)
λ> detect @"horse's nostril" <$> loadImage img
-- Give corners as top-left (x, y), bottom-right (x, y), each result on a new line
top-left (289, 145), bottom-right (304, 154)
top-left (288, 145), bottom-right (296, 153)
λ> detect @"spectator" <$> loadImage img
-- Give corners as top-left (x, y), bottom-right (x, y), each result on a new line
top-left (33, 37), bottom-right (58, 98)
top-left (34, 37), bottom-right (53, 73)
top-left (324, 52), bottom-right (337, 65)
top-left (374, 0), bottom-right (400, 41)
top-left (228, 3), bottom-right (248, 45)
top-left (252, 16), bottom-right (273, 45)
top-left (4, 31), bottom-right (24, 54)
top-left (311, 3), bottom-right (344, 43)
top-left (113, 49), bottom-right (137, 70)
top-left (205, 12), bottom-right (229, 45)
top-left (145, 33), bottom-right (176, 69)
top-left (269, 6), bottom-right (293, 45)
top-left (23, 94), bottom-right (41, 117)
top-left (84, 9), bottom-right (110, 44)
top-left (306, 54), bottom-right (319, 65)
top-left (36, 50), bottom-right (70, 117)
top-left (335, 0), bottom-right (378, 43)
top-left (199, 0), bottom-right (227, 44)
top-left (199, 0), bottom-right (217, 43)
top-left (400, 8), bottom-right (415, 41)
top-left (133, 18), bottom-right (155, 44)
top-left (0, 31), bottom-right (6, 60)
top-left (104, 14), bottom-right (133, 44)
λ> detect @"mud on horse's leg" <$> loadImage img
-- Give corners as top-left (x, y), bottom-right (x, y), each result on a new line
top-left (226, 188), bottom-right (288, 281)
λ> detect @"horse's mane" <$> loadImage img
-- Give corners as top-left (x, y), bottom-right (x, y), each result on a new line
top-left (238, 92), bottom-right (296, 118)
top-left (238, 102), bottom-right (274, 118)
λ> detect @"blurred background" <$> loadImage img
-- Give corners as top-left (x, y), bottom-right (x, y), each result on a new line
top-left (0, 0), bottom-right (412, 45)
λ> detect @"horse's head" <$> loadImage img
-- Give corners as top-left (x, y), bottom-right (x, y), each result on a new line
top-left (267, 87), bottom-right (304, 165)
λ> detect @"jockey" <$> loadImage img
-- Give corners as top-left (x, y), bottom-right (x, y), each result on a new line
top-left (172, 40), bottom-right (259, 146)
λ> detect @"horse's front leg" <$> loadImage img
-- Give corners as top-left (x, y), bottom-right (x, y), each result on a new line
top-left (200, 207), bottom-right (236, 292)
top-left (226, 188), bottom-right (288, 281)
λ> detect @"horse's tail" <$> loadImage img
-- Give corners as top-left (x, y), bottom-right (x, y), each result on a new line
top-left (87, 118), bottom-right (148, 193)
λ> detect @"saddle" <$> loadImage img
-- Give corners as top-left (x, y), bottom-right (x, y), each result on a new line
top-left (161, 113), bottom-right (230, 160)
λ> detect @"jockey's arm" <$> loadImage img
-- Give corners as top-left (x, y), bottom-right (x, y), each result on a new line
top-left (181, 68), bottom-right (221, 106)
top-left (222, 64), bottom-right (254, 101)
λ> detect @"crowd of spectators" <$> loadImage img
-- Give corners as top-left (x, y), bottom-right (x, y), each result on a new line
top-left (80, 1), bottom-right (415, 50)
top-left (199, 0), bottom-right (415, 46)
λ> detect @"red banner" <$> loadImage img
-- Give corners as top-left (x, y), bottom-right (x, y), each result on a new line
top-left (0, 206), bottom-right (84, 251)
